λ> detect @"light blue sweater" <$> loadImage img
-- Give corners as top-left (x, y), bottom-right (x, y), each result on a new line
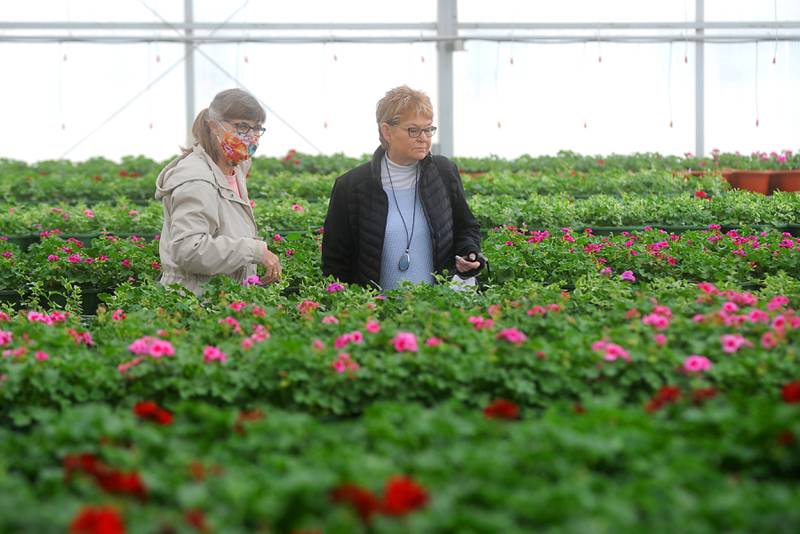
top-left (380, 185), bottom-right (434, 291)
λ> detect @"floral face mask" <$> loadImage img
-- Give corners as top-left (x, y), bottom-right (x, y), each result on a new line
top-left (217, 128), bottom-right (259, 165)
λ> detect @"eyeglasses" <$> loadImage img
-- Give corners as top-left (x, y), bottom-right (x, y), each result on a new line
top-left (405, 126), bottom-right (437, 138)
top-left (227, 121), bottom-right (266, 136)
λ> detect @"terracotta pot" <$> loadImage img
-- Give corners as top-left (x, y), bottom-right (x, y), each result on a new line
top-left (720, 169), bottom-right (737, 188)
top-left (771, 170), bottom-right (800, 193)
top-left (732, 171), bottom-right (771, 195)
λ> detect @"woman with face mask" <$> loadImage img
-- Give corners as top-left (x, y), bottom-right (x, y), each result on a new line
top-left (155, 88), bottom-right (281, 295)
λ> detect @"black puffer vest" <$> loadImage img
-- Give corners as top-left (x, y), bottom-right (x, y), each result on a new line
top-left (321, 147), bottom-right (481, 287)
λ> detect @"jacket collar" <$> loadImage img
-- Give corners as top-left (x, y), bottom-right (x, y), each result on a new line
top-left (192, 144), bottom-right (252, 208)
top-left (370, 146), bottom-right (433, 186)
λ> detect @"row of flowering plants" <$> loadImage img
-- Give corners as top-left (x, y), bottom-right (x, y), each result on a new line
top-left (483, 225), bottom-right (800, 287)
top-left (1, 389), bottom-right (799, 531)
top-left (2, 273), bottom-right (799, 414)
top-left (0, 234), bottom-right (160, 312)
top-left (3, 189), bottom-right (800, 239)
top-left (3, 224), bottom-right (800, 309)
top-left (8, 151), bottom-right (798, 206)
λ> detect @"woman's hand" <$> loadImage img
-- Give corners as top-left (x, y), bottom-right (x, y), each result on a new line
top-left (455, 252), bottom-right (482, 273)
top-left (261, 245), bottom-right (282, 283)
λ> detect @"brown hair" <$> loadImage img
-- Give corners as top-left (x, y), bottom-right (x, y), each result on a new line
top-left (376, 85), bottom-right (434, 149)
top-left (182, 88), bottom-right (266, 162)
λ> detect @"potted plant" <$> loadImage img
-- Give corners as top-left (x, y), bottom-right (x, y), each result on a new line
top-left (770, 150), bottom-right (800, 193)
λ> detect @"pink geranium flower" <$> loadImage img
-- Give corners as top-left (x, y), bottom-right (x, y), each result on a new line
top-left (321, 315), bottom-right (339, 325)
top-left (366, 319), bottom-right (381, 333)
top-left (761, 331), bottom-right (778, 349)
top-left (335, 331), bottom-right (363, 349)
top-left (468, 316), bottom-right (494, 330)
top-left (35, 351), bottom-right (49, 361)
top-left (496, 327), bottom-right (527, 345)
top-left (326, 282), bottom-right (345, 293)
top-left (721, 302), bottom-right (739, 313)
top-left (767, 295), bottom-right (789, 311)
top-left (296, 300), bottom-right (320, 314)
top-left (128, 336), bottom-right (175, 358)
top-left (218, 316), bottom-right (242, 334)
top-left (331, 352), bottom-right (359, 374)
top-left (392, 332), bottom-right (418, 353)
top-left (229, 301), bottom-right (248, 312)
top-left (0, 330), bottom-right (13, 346)
top-left (683, 355), bottom-right (712, 373)
top-left (203, 345), bottom-right (228, 364)
top-left (426, 336), bottom-right (443, 347)
top-left (149, 339), bottom-right (175, 357)
top-left (111, 309), bottom-right (126, 321)
top-left (642, 313), bottom-right (669, 330)
top-left (592, 339), bottom-right (630, 362)
top-left (312, 339), bottom-right (325, 350)
top-left (654, 334), bottom-right (667, 346)
top-left (721, 334), bottom-right (753, 353)
top-left (244, 275), bottom-right (262, 286)
top-left (620, 270), bottom-right (636, 282)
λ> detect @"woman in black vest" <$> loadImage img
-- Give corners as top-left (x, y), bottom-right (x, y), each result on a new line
top-left (321, 85), bottom-right (483, 290)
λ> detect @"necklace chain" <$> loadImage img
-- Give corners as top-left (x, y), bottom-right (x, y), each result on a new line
top-left (385, 157), bottom-right (419, 269)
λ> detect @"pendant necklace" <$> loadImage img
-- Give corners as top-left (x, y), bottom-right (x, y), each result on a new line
top-left (385, 156), bottom-right (419, 272)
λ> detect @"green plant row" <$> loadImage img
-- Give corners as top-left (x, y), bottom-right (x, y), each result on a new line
top-left (2, 395), bottom-right (799, 534)
top-left (3, 190), bottom-right (800, 239)
top-left (0, 162), bottom-right (731, 204)
top-left (0, 234), bottom-right (160, 299)
top-left (3, 226), bottom-right (799, 302)
top-left (2, 272), bottom-right (799, 416)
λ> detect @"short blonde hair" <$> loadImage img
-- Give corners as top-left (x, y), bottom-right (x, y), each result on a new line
top-left (376, 85), bottom-right (434, 149)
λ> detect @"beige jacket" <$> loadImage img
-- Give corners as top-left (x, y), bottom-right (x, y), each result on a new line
top-left (155, 144), bottom-right (266, 295)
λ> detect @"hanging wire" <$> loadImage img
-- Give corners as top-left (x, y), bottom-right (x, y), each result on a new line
top-left (582, 42), bottom-right (588, 128)
top-left (147, 42), bottom-right (154, 130)
top-left (494, 41), bottom-right (502, 129)
top-left (61, 0), bottom-right (255, 158)
top-left (59, 57), bottom-right (185, 158)
top-left (683, 0), bottom-right (689, 64)
top-left (668, 42), bottom-right (674, 128)
top-left (773, 0), bottom-right (779, 64)
top-left (321, 43), bottom-right (329, 130)
top-left (58, 42), bottom-right (65, 131)
top-left (138, 1), bottom-right (322, 153)
top-left (754, 42), bottom-right (760, 127)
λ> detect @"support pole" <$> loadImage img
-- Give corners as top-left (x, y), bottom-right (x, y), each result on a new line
top-left (695, 0), bottom-right (705, 157)
top-left (437, 0), bottom-right (457, 157)
top-left (185, 0), bottom-right (195, 146)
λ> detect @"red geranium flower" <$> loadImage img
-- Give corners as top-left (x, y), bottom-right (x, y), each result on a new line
top-left (330, 483), bottom-right (381, 524)
top-left (64, 453), bottom-right (148, 500)
top-left (691, 387), bottom-right (718, 405)
top-left (781, 380), bottom-right (800, 404)
top-left (234, 409), bottom-right (265, 434)
top-left (70, 505), bottom-right (125, 534)
top-left (778, 430), bottom-right (796, 446)
top-left (95, 470), bottom-right (147, 500)
top-left (381, 475), bottom-right (429, 516)
top-left (64, 453), bottom-right (102, 480)
top-left (483, 398), bottom-right (520, 419)
top-left (185, 509), bottom-right (209, 533)
top-left (645, 385), bottom-right (681, 412)
top-left (133, 401), bottom-right (173, 425)
top-left (695, 190), bottom-right (709, 199)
